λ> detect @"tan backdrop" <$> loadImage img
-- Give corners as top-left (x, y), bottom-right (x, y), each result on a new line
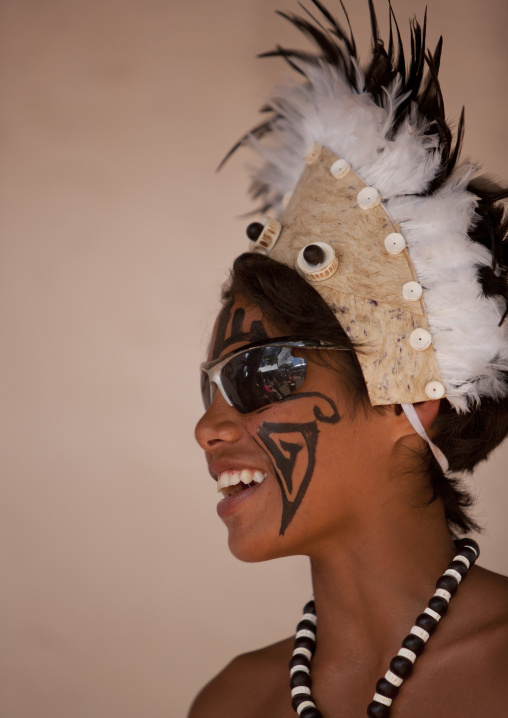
top-left (1, 1), bottom-right (507, 716)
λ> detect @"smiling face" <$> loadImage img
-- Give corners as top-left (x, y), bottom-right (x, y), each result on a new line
top-left (195, 295), bottom-right (409, 562)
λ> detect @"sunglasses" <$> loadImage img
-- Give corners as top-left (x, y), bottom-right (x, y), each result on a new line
top-left (200, 337), bottom-right (350, 414)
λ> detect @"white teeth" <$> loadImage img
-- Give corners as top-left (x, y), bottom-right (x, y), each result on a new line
top-left (240, 468), bottom-right (253, 484)
top-left (216, 469), bottom-right (267, 493)
top-left (229, 472), bottom-right (242, 486)
top-left (217, 471), bottom-right (240, 492)
top-left (252, 470), bottom-right (265, 484)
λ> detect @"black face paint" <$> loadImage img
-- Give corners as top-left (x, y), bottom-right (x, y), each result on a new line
top-left (255, 392), bottom-right (340, 535)
top-left (212, 297), bottom-right (268, 360)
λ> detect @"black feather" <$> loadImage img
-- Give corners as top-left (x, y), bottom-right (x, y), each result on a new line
top-left (275, 11), bottom-right (344, 66)
top-left (466, 175), bottom-right (508, 324)
top-left (367, 0), bottom-right (380, 50)
top-left (389, 3), bottom-right (406, 82)
top-left (258, 46), bottom-right (315, 75)
top-left (217, 118), bottom-right (274, 172)
top-left (219, 0), bottom-right (508, 314)
top-left (311, 0), bottom-right (357, 58)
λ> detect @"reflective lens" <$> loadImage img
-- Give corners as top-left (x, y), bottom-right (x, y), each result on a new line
top-left (221, 345), bottom-right (307, 412)
top-left (200, 341), bottom-right (314, 413)
top-left (201, 337), bottom-right (350, 414)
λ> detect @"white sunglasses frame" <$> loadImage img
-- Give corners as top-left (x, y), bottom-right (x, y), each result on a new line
top-left (200, 337), bottom-right (350, 412)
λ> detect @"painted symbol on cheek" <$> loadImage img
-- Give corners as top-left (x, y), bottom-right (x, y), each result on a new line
top-left (212, 298), bottom-right (268, 359)
top-left (255, 392), bottom-right (340, 535)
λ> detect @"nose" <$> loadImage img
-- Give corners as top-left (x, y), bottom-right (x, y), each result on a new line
top-left (194, 391), bottom-right (245, 452)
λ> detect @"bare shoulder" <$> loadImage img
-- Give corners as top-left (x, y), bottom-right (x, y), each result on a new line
top-left (430, 565), bottom-right (508, 707)
top-left (462, 566), bottom-right (508, 657)
top-left (390, 566), bottom-right (508, 717)
top-left (187, 637), bottom-right (292, 718)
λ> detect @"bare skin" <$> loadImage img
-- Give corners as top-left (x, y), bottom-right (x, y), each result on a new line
top-left (191, 297), bottom-right (508, 718)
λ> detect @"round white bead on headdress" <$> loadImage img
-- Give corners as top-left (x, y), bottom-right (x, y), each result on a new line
top-left (357, 186), bottom-right (380, 209)
top-left (384, 232), bottom-right (406, 254)
top-left (425, 381), bottom-right (445, 399)
top-left (330, 158), bottom-right (350, 178)
top-left (403, 281), bottom-right (423, 301)
top-left (409, 328), bottom-right (432, 351)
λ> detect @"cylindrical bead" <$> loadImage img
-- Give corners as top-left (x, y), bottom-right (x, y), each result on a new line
top-left (293, 647), bottom-right (313, 661)
top-left (384, 670), bottom-right (403, 687)
top-left (424, 607), bottom-right (442, 622)
top-left (292, 694), bottom-right (312, 711)
top-left (410, 625), bottom-right (430, 642)
top-left (453, 554), bottom-right (470, 569)
top-left (296, 698), bottom-right (316, 714)
top-left (294, 636), bottom-right (315, 652)
top-left (296, 628), bottom-right (316, 639)
top-left (398, 648), bottom-right (416, 663)
top-left (456, 546), bottom-right (478, 565)
top-left (373, 693), bottom-right (392, 706)
top-left (444, 568), bottom-right (462, 584)
top-left (434, 588), bottom-right (451, 602)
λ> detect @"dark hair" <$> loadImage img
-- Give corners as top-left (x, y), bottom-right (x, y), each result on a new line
top-left (223, 252), bottom-right (508, 535)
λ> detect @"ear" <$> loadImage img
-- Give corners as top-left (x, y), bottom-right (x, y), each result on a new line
top-left (390, 400), bottom-right (441, 442)
top-left (412, 399), bottom-right (441, 432)
top-left (397, 400), bottom-right (449, 473)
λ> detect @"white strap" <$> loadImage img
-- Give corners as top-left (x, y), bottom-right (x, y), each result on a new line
top-left (401, 403), bottom-right (449, 474)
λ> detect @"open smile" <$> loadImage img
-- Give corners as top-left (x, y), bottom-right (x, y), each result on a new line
top-left (215, 469), bottom-right (268, 519)
top-left (217, 468), bottom-right (267, 498)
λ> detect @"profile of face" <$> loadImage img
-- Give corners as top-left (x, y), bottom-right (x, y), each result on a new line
top-left (195, 295), bottom-right (408, 562)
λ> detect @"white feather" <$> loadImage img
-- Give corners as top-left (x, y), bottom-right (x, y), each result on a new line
top-left (247, 62), bottom-right (508, 412)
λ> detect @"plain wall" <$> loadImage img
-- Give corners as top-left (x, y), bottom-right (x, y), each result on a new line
top-left (1, 1), bottom-right (507, 717)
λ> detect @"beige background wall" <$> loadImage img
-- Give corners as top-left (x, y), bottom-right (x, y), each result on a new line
top-left (1, 1), bottom-right (506, 717)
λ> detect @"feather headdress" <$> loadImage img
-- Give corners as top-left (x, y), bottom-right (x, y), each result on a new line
top-left (225, 0), bottom-right (508, 414)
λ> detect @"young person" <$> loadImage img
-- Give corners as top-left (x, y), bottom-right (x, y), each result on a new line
top-left (190, 2), bottom-right (508, 716)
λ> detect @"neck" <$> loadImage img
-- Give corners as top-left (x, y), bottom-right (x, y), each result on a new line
top-left (291, 533), bottom-right (479, 718)
top-left (307, 500), bottom-right (455, 669)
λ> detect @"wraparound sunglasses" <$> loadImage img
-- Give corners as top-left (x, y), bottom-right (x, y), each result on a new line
top-left (200, 337), bottom-right (350, 414)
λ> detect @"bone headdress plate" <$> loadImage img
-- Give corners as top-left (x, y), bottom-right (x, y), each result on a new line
top-left (250, 144), bottom-right (444, 407)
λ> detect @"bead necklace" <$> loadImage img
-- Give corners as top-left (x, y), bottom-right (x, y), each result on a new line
top-left (289, 539), bottom-right (479, 718)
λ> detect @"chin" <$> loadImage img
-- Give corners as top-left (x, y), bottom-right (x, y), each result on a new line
top-left (226, 523), bottom-right (303, 563)
top-left (227, 533), bottom-right (278, 563)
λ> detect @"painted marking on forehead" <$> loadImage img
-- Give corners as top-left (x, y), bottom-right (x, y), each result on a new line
top-left (212, 298), bottom-right (268, 359)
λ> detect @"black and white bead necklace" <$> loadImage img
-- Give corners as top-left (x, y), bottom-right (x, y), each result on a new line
top-left (289, 538), bottom-right (479, 718)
